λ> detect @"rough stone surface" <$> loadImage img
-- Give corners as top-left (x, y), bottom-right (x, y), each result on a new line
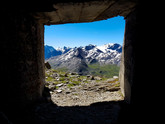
top-left (119, 8), bottom-right (137, 103)
top-left (0, 12), bottom-right (45, 109)
top-left (34, 0), bottom-right (138, 25)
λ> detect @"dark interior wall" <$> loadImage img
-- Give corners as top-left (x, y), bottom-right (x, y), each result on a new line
top-left (0, 1), bottom-right (140, 121)
top-left (1, 1), bottom-right (154, 123)
top-left (0, 12), bottom-right (45, 110)
top-left (119, 4), bottom-right (153, 123)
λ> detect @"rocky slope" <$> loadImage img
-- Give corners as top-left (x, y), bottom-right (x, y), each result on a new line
top-left (44, 68), bottom-right (123, 106)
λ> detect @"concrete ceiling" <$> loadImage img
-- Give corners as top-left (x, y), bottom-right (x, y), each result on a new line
top-left (32, 0), bottom-right (138, 25)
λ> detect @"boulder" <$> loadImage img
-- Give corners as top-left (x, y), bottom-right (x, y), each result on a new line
top-left (87, 75), bottom-right (94, 80)
top-left (52, 73), bottom-right (59, 79)
top-left (48, 85), bottom-right (56, 91)
top-left (45, 62), bottom-right (51, 69)
top-left (113, 76), bottom-right (118, 79)
top-left (94, 76), bottom-right (102, 80)
top-left (56, 89), bottom-right (62, 93)
top-left (56, 83), bottom-right (63, 87)
top-left (70, 72), bottom-right (78, 75)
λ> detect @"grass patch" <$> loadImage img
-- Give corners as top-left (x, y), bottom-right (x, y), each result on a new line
top-left (67, 83), bottom-right (74, 88)
top-left (72, 81), bottom-right (81, 85)
top-left (88, 63), bottom-right (120, 78)
top-left (59, 77), bottom-right (65, 81)
top-left (46, 76), bottom-right (54, 82)
top-left (114, 83), bottom-right (120, 87)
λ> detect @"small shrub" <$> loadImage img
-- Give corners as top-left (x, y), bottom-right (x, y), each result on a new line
top-left (114, 83), bottom-right (120, 87)
top-left (67, 83), bottom-right (74, 88)
top-left (72, 81), bottom-right (81, 85)
top-left (46, 77), bottom-right (54, 82)
top-left (59, 77), bottom-right (65, 81)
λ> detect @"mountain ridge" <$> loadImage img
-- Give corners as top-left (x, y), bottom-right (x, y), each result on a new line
top-left (45, 43), bottom-right (122, 75)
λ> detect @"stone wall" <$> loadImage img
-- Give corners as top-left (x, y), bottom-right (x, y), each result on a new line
top-left (33, 0), bottom-right (137, 25)
top-left (0, 12), bottom-right (45, 110)
top-left (119, 9), bottom-right (137, 103)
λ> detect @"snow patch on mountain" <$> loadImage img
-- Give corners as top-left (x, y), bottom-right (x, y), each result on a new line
top-left (97, 43), bottom-right (114, 53)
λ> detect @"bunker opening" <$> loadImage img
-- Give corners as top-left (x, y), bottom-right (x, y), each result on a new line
top-left (0, 1), bottom-right (140, 123)
top-left (44, 16), bottom-right (125, 106)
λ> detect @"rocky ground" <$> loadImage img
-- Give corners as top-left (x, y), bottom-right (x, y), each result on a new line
top-left (22, 68), bottom-right (124, 124)
top-left (44, 68), bottom-right (123, 106)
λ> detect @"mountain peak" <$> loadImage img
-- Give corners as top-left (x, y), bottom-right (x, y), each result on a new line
top-left (85, 44), bottom-right (96, 50)
top-left (96, 43), bottom-right (121, 53)
top-left (45, 43), bottom-right (122, 73)
top-left (45, 43), bottom-right (122, 62)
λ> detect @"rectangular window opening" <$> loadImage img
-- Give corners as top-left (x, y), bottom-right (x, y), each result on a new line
top-left (44, 16), bottom-right (125, 106)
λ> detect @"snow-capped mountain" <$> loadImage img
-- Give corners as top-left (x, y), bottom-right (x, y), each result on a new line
top-left (56, 46), bottom-right (72, 54)
top-left (45, 43), bottom-right (122, 73)
top-left (82, 43), bottom-right (122, 65)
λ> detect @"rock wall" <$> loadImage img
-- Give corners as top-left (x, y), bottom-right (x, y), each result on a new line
top-left (119, 9), bottom-right (137, 103)
top-left (33, 0), bottom-right (137, 25)
top-left (0, 12), bottom-right (45, 110)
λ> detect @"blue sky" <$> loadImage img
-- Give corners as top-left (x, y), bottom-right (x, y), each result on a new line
top-left (44, 16), bottom-right (125, 48)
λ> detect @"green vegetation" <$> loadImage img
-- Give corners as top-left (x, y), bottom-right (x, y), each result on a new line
top-left (67, 83), bottom-right (74, 88)
top-left (48, 61), bottom-right (120, 79)
top-left (88, 63), bottom-right (120, 78)
top-left (45, 63), bottom-right (120, 89)
top-left (107, 78), bottom-right (119, 83)
top-left (45, 69), bottom-right (88, 88)
top-left (46, 76), bottom-right (54, 82)
top-left (114, 83), bottom-right (120, 87)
